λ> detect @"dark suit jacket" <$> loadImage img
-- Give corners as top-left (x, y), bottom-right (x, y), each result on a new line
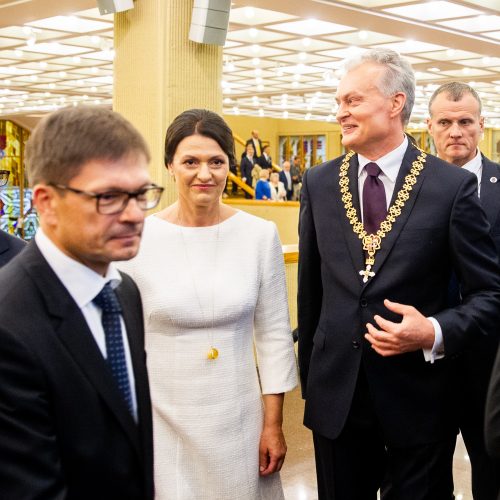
top-left (0, 229), bottom-right (26, 267)
top-left (258, 154), bottom-right (273, 169)
top-left (456, 156), bottom-right (500, 419)
top-left (279, 171), bottom-right (293, 200)
top-left (486, 343), bottom-right (500, 459)
top-left (298, 142), bottom-right (500, 447)
top-left (0, 242), bottom-right (154, 500)
top-left (240, 154), bottom-right (256, 186)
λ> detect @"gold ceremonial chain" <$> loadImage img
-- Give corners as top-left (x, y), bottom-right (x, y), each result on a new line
top-left (339, 146), bottom-right (427, 283)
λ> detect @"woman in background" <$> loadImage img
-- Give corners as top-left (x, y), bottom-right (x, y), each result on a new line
top-left (269, 172), bottom-right (287, 202)
top-left (118, 109), bottom-right (297, 500)
top-left (255, 168), bottom-right (271, 200)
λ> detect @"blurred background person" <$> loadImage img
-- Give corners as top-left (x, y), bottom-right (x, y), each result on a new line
top-left (0, 170), bottom-right (26, 267)
top-left (291, 156), bottom-right (302, 201)
top-left (428, 81), bottom-right (500, 500)
top-left (118, 109), bottom-right (297, 500)
top-left (240, 142), bottom-right (256, 199)
top-left (279, 161), bottom-right (293, 200)
top-left (255, 168), bottom-right (271, 200)
top-left (269, 172), bottom-right (287, 202)
top-left (259, 145), bottom-right (273, 170)
top-left (246, 129), bottom-right (263, 159)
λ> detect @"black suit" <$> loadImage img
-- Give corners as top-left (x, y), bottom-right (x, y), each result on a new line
top-left (298, 143), bottom-right (500, 499)
top-left (0, 229), bottom-right (26, 267)
top-left (0, 242), bottom-right (154, 500)
top-left (457, 155), bottom-right (500, 500)
top-left (240, 154), bottom-right (256, 199)
top-left (279, 171), bottom-right (293, 200)
top-left (258, 153), bottom-right (273, 169)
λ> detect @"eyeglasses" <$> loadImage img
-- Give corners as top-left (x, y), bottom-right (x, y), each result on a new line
top-left (0, 170), bottom-right (9, 187)
top-left (49, 183), bottom-right (164, 215)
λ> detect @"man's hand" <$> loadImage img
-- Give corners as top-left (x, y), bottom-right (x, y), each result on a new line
top-left (364, 299), bottom-right (435, 356)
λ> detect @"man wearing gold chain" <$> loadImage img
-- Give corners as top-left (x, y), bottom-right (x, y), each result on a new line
top-left (298, 48), bottom-right (500, 500)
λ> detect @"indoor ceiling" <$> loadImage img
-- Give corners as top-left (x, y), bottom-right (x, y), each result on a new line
top-left (0, 0), bottom-right (499, 128)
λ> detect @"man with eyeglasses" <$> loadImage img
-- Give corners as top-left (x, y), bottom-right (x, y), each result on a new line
top-left (0, 106), bottom-right (163, 499)
top-left (0, 170), bottom-right (26, 267)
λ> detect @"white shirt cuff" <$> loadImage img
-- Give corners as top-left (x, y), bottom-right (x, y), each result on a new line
top-left (422, 317), bottom-right (444, 363)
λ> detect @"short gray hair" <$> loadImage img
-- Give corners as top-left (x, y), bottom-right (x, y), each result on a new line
top-left (344, 48), bottom-right (415, 125)
top-left (428, 82), bottom-right (482, 115)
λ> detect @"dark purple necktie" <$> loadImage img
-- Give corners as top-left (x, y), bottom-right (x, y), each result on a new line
top-left (362, 162), bottom-right (387, 235)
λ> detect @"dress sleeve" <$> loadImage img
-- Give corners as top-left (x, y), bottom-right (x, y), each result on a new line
top-left (253, 222), bottom-right (298, 394)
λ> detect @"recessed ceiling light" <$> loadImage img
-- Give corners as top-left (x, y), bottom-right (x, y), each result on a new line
top-left (298, 52), bottom-right (307, 61)
top-left (232, 106), bottom-right (239, 114)
top-left (257, 84), bottom-right (264, 91)
top-left (258, 109), bottom-right (264, 117)
top-left (359, 31), bottom-right (368, 40)
top-left (283, 111), bottom-right (288, 119)
top-left (14, 49), bottom-right (23, 57)
top-left (252, 58), bottom-right (260, 66)
top-left (249, 28), bottom-right (258, 38)
top-left (251, 44), bottom-right (260, 54)
top-left (244, 7), bottom-right (255, 19)
top-left (302, 37), bottom-right (311, 47)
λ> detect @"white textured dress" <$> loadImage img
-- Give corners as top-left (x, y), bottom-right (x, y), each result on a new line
top-left (118, 210), bottom-right (298, 500)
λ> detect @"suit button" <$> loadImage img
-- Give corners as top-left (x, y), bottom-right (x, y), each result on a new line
top-left (352, 341), bottom-right (360, 349)
top-left (360, 299), bottom-right (368, 307)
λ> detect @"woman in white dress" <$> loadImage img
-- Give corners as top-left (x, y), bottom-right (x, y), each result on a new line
top-left (118, 109), bottom-right (297, 499)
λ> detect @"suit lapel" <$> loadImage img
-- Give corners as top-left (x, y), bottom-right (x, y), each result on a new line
top-left (334, 153), bottom-right (365, 279)
top-left (479, 156), bottom-right (500, 227)
top-left (23, 244), bottom-right (141, 455)
top-left (363, 143), bottom-right (427, 287)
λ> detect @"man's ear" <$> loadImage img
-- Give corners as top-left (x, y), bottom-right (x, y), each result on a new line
top-left (33, 184), bottom-right (58, 227)
top-left (390, 92), bottom-right (406, 119)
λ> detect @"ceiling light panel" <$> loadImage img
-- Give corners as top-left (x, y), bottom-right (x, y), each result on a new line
top-left (270, 39), bottom-right (342, 51)
top-left (227, 28), bottom-right (291, 43)
top-left (229, 7), bottom-right (297, 26)
top-left (22, 43), bottom-right (89, 56)
top-left (383, 2), bottom-right (483, 21)
top-left (26, 16), bottom-right (111, 33)
top-left (438, 15), bottom-right (500, 32)
top-left (270, 19), bottom-right (354, 36)
top-left (327, 31), bottom-right (401, 45)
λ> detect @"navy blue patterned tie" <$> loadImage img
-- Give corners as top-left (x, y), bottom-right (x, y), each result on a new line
top-left (93, 283), bottom-right (134, 416)
top-left (363, 162), bottom-right (387, 234)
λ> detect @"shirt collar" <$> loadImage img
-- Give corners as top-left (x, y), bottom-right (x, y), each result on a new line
top-left (358, 135), bottom-right (408, 183)
top-left (461, 148), bottom-right (482, 178)
top-left (35, 228), bottom-right (122, 308)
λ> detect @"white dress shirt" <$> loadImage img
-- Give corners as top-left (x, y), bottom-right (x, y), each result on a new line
top-left (35, 228), bottom-right (138, 419)
top-left (462, 148), bottom-right (482, 197)
top-left (357, 136), bottom-right (443, 362)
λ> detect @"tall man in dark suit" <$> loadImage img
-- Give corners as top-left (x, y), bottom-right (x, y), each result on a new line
top-left (0, 171), bottom-right (27, 266)
top-left (298, 49), bottom-right (500, 500)
top-left (428, 81), bottom-right (500, 500)
top-left (0, 106), bottom-right (164, 499)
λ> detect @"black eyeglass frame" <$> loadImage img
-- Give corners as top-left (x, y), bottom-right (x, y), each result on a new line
top-left (49, 182), bottom-right (164, 215)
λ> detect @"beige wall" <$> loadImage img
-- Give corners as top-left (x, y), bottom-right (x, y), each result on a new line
top-left (223, 114), bottom-right (343, 166)
top-left (224, 200), bottom-right (299, 245)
